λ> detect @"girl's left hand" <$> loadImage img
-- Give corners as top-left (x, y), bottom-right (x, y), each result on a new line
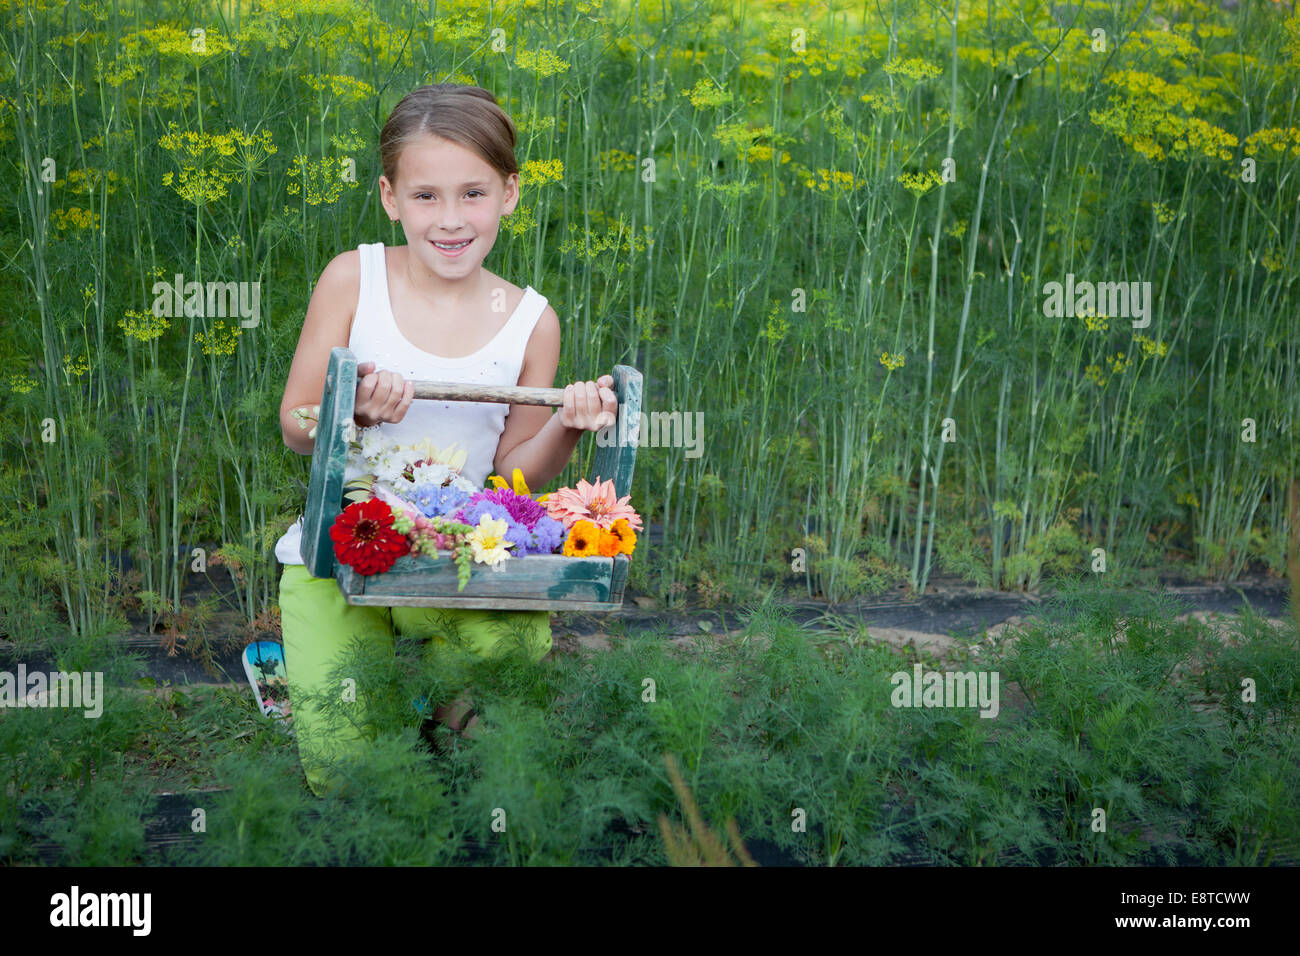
top-left (559, 374), bottom-right (617, 432)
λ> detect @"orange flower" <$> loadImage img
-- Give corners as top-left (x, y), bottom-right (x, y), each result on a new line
top-left (563, 519), bottom-right (601, 557)
top-left (608, 517), bottom-right (637, 555)
top-left (597, 529), bottom-right (621, 557)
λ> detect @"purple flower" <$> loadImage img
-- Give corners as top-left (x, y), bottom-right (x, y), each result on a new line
top-left (527, 516), bottom-right (565, 554)
top-left (454, 500), bottom-right (512, 529)
top-left (467, 487), bottom-right (548, 529)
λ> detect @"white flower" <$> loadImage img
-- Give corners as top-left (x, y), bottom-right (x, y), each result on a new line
top-left (450, 474), bottom-right (478, 494)
top-left (468, 515), bottom-right (513, 566)
top-left (412, 461), bottom-right (454, 487)
top-left (374, 449), bottom-right (409, 484)
top-left (359, 427), bottom-right (389, 461)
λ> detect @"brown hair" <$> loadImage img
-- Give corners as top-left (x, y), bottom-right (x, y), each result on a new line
top-left (379, 84), bottom-right (518, 190)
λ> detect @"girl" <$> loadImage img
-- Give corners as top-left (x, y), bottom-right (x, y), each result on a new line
top-left (274, 84), bottom-right (617, 797)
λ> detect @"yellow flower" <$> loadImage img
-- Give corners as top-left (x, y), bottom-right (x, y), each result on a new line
top-left (562, 519), bottom-right (601, 557)
top-left (7, 373), bottom-right (38, 395)
top-left (300, 73), bottom-right (374, 104)
top-left (119, 308), bottom-right (170, 343)
top-left (1083, 312), bottom-right (1109, 333)
top-left (502, 203), bottom-right (537, 237)
top-left (597, 148), bottom-right (636, 173)
top-left (520, 158), bottom-right (564, 187)
top-left (608, 518), bottom-right (637, 556)
top-left (897, 170), bottom-right (942, 198)
top-left (515, 47), bottom-right (570, 76)
top-left (51, 207), bottom-right (99, 232)
top-left (195, 319), bottom-right (241, 357)
top-left (285, 154), bottom-right (355, 205)
top-left (879, 351), bottom-right (905, 371)
top-left (1243, 126), bottom-right (1300, 159)
top-left (469, 515), bottom-right (514, 565)
top-left (760, 304), bottom-right (790, 344)
top-left (63, 353), bottom-right (90, 377)
top-left (685, 78), bottom-right (731, 109)
top-left (882, 57), bottom-right (943, 82)
top-left (1135, 334), bottom-right (1169, 358)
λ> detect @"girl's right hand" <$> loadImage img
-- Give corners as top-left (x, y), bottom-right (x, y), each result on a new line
top-left (354, 360), bottom-right (414, 428)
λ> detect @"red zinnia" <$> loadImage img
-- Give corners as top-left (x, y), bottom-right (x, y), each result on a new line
top-left (330, 498), bottom-right (410, 575)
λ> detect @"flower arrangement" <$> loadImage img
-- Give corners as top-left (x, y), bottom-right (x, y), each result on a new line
top-left (328, 429), bottom-right (641, 590)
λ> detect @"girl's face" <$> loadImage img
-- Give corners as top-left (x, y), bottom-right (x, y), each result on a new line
top-left (379, 133), bottom-right (519, 279)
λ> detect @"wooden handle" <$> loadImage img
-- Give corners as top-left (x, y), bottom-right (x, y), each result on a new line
top-left (409, 382), bottom-right (568, 406)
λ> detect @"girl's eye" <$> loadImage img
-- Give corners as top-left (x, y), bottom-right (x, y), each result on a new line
top-left (415, 192), bottom-right (484, 200)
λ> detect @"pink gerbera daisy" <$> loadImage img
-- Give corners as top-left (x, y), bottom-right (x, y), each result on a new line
top-left (545, 477), bottom-right (643, 531)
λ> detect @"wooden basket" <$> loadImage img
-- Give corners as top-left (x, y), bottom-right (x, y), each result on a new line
top-left (299, 347), bottom-right (643, 610)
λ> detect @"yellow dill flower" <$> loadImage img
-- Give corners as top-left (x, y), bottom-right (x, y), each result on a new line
top-left (503, 202), bottom-right (537, 237)
top-left (712, 121), bottom-right (773, 157)
top-left (515, 47), bottom-right (570, 77)
top-left (119, 308), bottom-right (169, 343)
top-left (1134, 334), bottom-right (1169, 358)
top-left (1151, 201), bottom-right (1176, 225)
top-left (195, 319), bottom-right (241, 357)
top-left (431, 14), bottom-right (483, 44)
top-left (1243, 126), bottom-right (1300, 159)
top-left (63, 167), bottom-right (123, 196)
top-left (762, 308), bottom-right (789, 344)
top-left (1083, 311), bottom-right (1109, 333)
top-left (163, 166), bottom-right (236, 205)
top-left (879, 351), bottom-right (905, 371)
top-left (62, 353), bottom-right (90, 377)
top-left (1084, 363), bottom-right (1108, 387)
top-left (225, 127), bottom-right (279, 179)
top-left (1106, 352), bottom-right (1132, 376)
top-left (285, 155), bottom-right (355, 205)
top-left (7, 373), bottom-right (38, 395)
top-left (859, 90), bottom-right (903, 114)
top-left (1260, 249), bottom-right (1284, 272)
top-left (51, 207), bottom-right (99, 232)
top-left (882, 56), bottom-right (943, 82)
top-left (300, 73), bottom-right (374, 103)
top-left (520, 158), bottom-right (564, 187)
top-left (897, 170), bottom-right (942, 197)
top-left (326, 129), bottom-right (364, 156)
top-left (597, 148), bottom-right (636, 173)
top-left (685, 79), bottom-right (731, 109)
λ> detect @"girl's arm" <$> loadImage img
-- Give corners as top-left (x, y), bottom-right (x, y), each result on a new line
top-left (493, 304), bottom-right (617, 487)
top-left (279, 252), bottom-right (413, 454)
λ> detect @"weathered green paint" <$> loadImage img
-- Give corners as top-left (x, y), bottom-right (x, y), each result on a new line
top-left (301, 347), bottom-right (357, 578)
top-left (589, 365), bottom-right (642, 500)
top-left (299, 348), bottom-right (645, 609)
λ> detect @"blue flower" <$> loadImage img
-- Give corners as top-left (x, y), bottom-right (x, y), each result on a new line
top-left (413, 483), bottom-right (470, 518)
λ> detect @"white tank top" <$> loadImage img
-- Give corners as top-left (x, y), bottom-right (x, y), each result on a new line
top-left (274, 241), bottom-right (548, 567)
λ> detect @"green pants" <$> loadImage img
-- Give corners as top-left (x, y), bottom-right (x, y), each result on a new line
top-left (278, 563), bottom-right (552, 797)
